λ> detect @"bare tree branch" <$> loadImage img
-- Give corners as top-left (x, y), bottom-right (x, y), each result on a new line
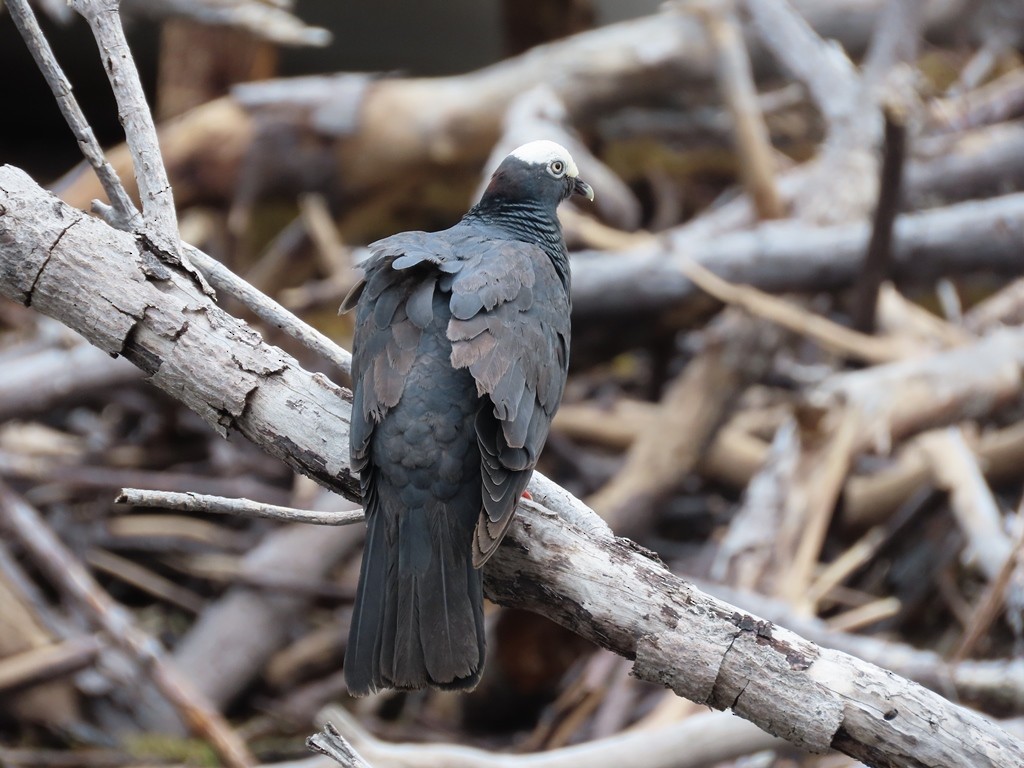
top-left (744, 0), bottom-right (860, 130)
top-left (3, 164), bottom-right (1023, 768)
top-left (123, 0), bottom-right (332, 47)
top-left (571, 192), bottom-right (1024, 320)
top-left (184, 244), bottom-right (353, 376)
top-left (306, 721), bottom-right (372, 768)
top-left (7, 0), bottom-right (353, 377)
top-left (702, 3), bottom-right (783, 219)
top-left (0, 164), bottom-right (359, 499)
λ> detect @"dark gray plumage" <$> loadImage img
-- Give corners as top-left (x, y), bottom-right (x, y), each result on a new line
top-left (341, 141), bottom-right (593, 695)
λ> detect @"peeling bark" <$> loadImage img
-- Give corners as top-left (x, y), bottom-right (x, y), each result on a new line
top-left (2, 164), bottom-right (1023, 768)
top-left (0, 165), bottom-right (357, 500)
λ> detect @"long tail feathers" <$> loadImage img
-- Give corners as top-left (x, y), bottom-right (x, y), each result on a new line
top-left (344, 495), bottom-right (485, 695)
top-left (344, 487), bottom-right (388, 696)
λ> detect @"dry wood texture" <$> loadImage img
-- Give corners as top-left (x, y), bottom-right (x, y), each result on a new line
top-left (6, 1), bottom-right (1024, 767)
top-left (3, 160), bottom-right (1024, 767)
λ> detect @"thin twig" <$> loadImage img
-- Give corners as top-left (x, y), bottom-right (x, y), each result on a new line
top-left (954, 503), bottom-right (1024, 661)
top-left (0, 479), bottom-right (256, 768)
top-left (8, 0), bottom-right (352, 375)
top-left (299, 193), bottom-right (351, 278)
top-left (805, 526), bottom-right (888, 610)
top-left (680, 258), bottom-right (916, 363)
top-left (921, 427), bottom-right (1014, 582)
top-left (930, 68), bottom-right (1024, 133)
top-left (0, 635), bottom-right (104, 694)
top-left (778, 405), bottom-right (862, 608)
top-left (68, 0), bottom-right (182, 257)
top-left (183, 244), bottom-right (353, 376)
top-left (852, 106), bottom-right (907, 333)
top-left (825, 596), bottom-right (901, 633)
top-left (116, 488), bottom-right (364, 525)
top-left (4, 0), bottom-right (140, 229)
top-left (964, 277), bottom-right (1024, 334)
top-left (85, 548), bottom-right (206, 614)
top-left (701, 4), bottom-right (782, 219)
top-left (12, 0), bottom-right (209, 292)
top-left (306, 722), bottom-right (372, 768)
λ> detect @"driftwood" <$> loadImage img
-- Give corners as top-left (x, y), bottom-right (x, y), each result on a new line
top-left (8, 0), bottom-right (1024, 765)
top-left (0, 342), bottom-right (139, 421)
top-left (587, 308), bottom-right (777, 536)
top-left (569, 192), bottom-right (1024, 319)
top-left (4, 163), bottom-right (1024, 767)
top-left (0, 165), bottom-right (356, 499)
top-left (27, 0), bottom-right (331, 46)
top-left (55, 0), bottom-right (974, 217)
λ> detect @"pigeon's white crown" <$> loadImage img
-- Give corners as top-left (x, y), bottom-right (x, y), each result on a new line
top-left (509, 141), bottom-right (580, 177)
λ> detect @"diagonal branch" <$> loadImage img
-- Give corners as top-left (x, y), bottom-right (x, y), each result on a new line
top-left (8, 0), bottom-right (351, 375)
top-left (3, 164), bottom-right (1023, 768)
top-left (69, 0), bottom-right (178, 241)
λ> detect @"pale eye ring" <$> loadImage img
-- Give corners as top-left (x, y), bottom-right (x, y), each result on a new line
top-left (549, 160), bottom-right (566, 177)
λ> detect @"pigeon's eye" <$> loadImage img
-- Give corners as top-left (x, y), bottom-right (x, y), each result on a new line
top-left (549, 160), bottom-right (566, 177)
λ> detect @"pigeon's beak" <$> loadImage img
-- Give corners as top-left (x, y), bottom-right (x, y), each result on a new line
top-left (572, 177), bottom-right (595, 202)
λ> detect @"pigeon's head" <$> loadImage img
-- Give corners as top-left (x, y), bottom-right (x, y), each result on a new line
top-left (480, 140), bottom-right (595, 211)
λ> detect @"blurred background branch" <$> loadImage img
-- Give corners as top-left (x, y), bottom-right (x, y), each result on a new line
top-left (4, 0), bottom-right (1024, 766)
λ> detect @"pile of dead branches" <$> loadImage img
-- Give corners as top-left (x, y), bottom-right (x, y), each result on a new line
top-left (4, 1), bottom-right (1024, 767)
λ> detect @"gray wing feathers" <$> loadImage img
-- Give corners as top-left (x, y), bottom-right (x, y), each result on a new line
top-left (345, 233), bottom-right (569, 570)
top-left (447, 240), bottom-right (570, 566)
top-left (345, 238), bottom-right (441, 477)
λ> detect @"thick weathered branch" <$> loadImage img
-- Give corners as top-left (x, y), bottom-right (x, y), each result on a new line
top-left (483, 494), bottom-right (1023, 766)
top-left (3, 165), bottom-right (1023, 767)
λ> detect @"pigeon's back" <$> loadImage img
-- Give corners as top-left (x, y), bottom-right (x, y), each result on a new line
top-left (342, 141), bottom-right (591, 694)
